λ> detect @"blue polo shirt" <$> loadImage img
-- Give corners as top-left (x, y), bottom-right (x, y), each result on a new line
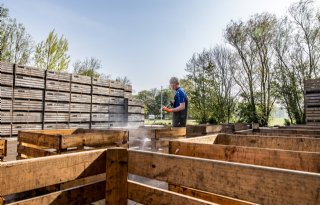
top-left (174, 87), bottom-right (187, 108)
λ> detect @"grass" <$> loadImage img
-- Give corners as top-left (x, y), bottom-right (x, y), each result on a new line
top-left (269, 117), bottom-right (286, 127)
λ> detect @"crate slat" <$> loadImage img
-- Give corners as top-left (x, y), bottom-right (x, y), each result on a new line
top-left (14, 88), bottom-right (43, 100)
top-left (69, 123), bottom-right (90, 129)
top-left (124, 84), bottom-right (132, 92)
top-left (71, 93), bottom-right (91, 103)
top-left (109, 97), bottom-right (124, 105)
top-left (70, 113), bottom-right (90, 122)
top-left (92, 86), bottom-right (109, 95)
top-left (92, 95), bottom-right (109, 104)
top-left (13, 100), bottom-right (43, 111)
top-left (109, 105), bottom-right (124, 113)
top-left (71, 83), bottom-right (91, 94)
top-left (12, 123), bottom-right (42, 135)
top-left (44, 123), bottom-right (69, 130)
top-left (92, 104), bottom-right (109, 112)
top-left (124, 91), bottom-right (132, 99)
top-left (46, 80), bottom-right (70, 92)
top-left (69, 103), bottom-right (91, 113)
top-left (92, 77), bottom-right (110, 87)
top-left (15, 65), bottom-right (45, 78)
top-left (0, 62), bottom-right (14, 73)
top-left (109, 88), bottom-right (124, 97)
top-left (109, 113), bottom-right (124, 122)
top-left (12, 112), bottom-right (42, 123)
top-left (1, 99), bottom-right (12, 110)
top-left (128, 98), bottom-right (144, 107)
top-left (0, 111), bottom-right (11, 123)
top-left (1, 86), bottom-right (13, 98)
top-left (91, 122), bottom-right (110, 129)
top-left (1, 73), bottom-right (13, 86)
top-left (44, 112), bottom-right (69, 122)
top-left (45, 102), bottom-right (70, 112)
top-left (0, 124), bottom-right (11, 136)
top-left (71, 74), bottom-right (91, 85)
top-left (16, 75), bottom-right (45, 89)
top-left (46, 70), bottom-right (70, 82)
top-left (109, 80), bottom-right (124, 89)
top-left (45, 91), bottom-right (70, 102)
top-left (91, 113), bottom-right (109, 121)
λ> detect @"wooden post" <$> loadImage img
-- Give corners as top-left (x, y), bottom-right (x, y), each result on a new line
top-left (106, 148), bottom-right (128, 205)
top-left (0, 197), bottom-right (4, 205)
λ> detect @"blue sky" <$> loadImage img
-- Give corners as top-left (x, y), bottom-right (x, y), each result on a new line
top-left (3, 0), bottom-right (306, 92)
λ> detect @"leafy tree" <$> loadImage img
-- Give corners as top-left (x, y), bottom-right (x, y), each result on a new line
top-left (34, 29), bottom-right (70, 71)
top-left (73, 57), bottom-right (102, 77)
top-left (116, 76), bottom-right (131, 85)
top-left (0, 5), bottom-right (33, 64)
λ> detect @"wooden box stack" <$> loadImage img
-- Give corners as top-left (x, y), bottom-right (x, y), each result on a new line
top-left (127, 97), bottom-right (145, 127)
top-left (0, 62), bottom-right (144, 137)
top-left (305, 78), bottom-right (320, 125)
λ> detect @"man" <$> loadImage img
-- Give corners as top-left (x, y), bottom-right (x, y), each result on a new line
top-left (162, 77), bottom-right (188, 127)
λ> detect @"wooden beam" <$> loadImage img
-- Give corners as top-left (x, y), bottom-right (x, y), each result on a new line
top-left (215, 134), bottom-right (320, 152)
top-left (128, 150), bottom-right (320, 205)
top-left (155, 127), bottom-right (186, 139)
top-left (61, 130), bottom-right (128, 149)
top-left (251, 128), bottom-right (320, 137)
top-left (169, 141), bottom-right (320, 172)
top-left (8, 181), bottom-right (105, 205)
top-left (128, 180), bottom-right (217, 205)
top-left (0, 149), bottom-right (106, 196)
top-left (168, 184), bottom-right (254, 205)
top-left (17, 144), bottom-right (56, 158)
top-left (18, 131), bottom-right (60, 149)
top-left (0, 140), bottom-right (7, 158)
top-left (106, 148), bottom-right (128, 205)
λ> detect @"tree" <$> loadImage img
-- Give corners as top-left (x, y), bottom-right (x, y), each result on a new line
top-left (73, 57), bottom-right (102, 77)
top-left (116, 76), bottom-right (131, 85)
top-left (0, 5), bottom-right (33, 64)
top-left (34, 30), bottom-right (70, 71)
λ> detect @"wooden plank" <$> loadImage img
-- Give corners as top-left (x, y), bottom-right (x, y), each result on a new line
top-left (109, 105), bottom-right (125, 113)
top-left (251, 128), bottom-right (320, 137)
top-left (12, 112), bottom-right (42, 123)
top-left (1, 86), bottom-right (13, 98)
top-left (0, 149), bottom-right (106, 196)
top-left (0, 61), bottom-right (13, 73)
top-left (92, 77), bottom-right (109, 87)
top-left (71, 93), bottom-right (91, 103)
top-left (124, 84), bottom-right (132, 92)
top-left (109, 88), bottom-right (124, 97)
top-left (156, 127), bottom-right (186, 139)
top-left (91, 113), bottom-right (109, 121)
top-left (12, 124), bottom-right (42, 135)
top-left (45, 91), bottom-right (70, 102)
top-left (70, 103), bottom-right (91, 112)
top-left (71, 74), bottom-right (91, 85)
top-left (46, 70), bottom-right (70, 82)
top-left (45, 102), bottom-right (69, 112)
top-left (71, 83), bottom-right (91, 94)
top-left (109, 80), bottom-right (124, 89)
top-left (46, 80), bottom-right (70, 92)
top-left (13, 100), bottom-right (43, 111)
top-left (14, 88), bottom-right (43, 100)
top-left (15, 75), bottom-right (44, 89)
top-left (169, 184), bottom-right (253, 205)
top-left (61, 130), bottom-right (128, 149)
top-left (215, 134), bottom-right (320, 152)
top-left (0, 139), bottom-right (7, 158)
top-left (128, 150), bottom-right (320, 205)
top-left (15, 65), bottom-right (45, 78)
top-left (128, 180), bottom-right (217, 205)
top-left (69, 113), bottom-right (90, 122)
top-left (1, 99), bottom-right (12, 110)
top-left (0, 124), bottom-right (11, 136)
top-left (0, 73), bottom-right (13, 86)
top-left (128, 98), bottom-right (144, 107)
top-left (17, 144), bottom-right (56, 158)
top-left (92, 95), bottom-right (109, 104)
top-left (109, 96), bottom-right (125, 105)
top-left (18, 131), bottom-right (61, 149)
top-left (44, 123), bottom-right (69, 130)
top-left (169, 141), bottom-right (320, 172)
top-left (109, 113), bottom-right (125, 122)
top-left (92, 86), bottom-right (109, 95)
top-left (44, 113), bottom-right (69, 122)
top-left (9, 181), bottom-right (105, 205)
top-left (106, 148), bottom-right (128, 205)
top-left (92, 104), bottom-right (108, 112)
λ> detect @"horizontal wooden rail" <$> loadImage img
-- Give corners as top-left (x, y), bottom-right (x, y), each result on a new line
top-left (215, 134), bottom-right (320, 152)
top-left (128, 150), bottom-right (320, 205)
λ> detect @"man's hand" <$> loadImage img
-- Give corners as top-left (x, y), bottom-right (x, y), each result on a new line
top-left (162, 106), bottom-right (173, 113)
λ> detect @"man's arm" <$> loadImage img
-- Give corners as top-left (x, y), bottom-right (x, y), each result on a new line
top-left (172, 102), bottom-right (185, 112)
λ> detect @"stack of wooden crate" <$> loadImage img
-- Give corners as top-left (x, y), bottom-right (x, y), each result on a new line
top-left (128, 97), bottom-right (145, 127)
top-left (305, 78), bottom-right (320, 125)
top-left (0, 62), bottom-right (144, 137)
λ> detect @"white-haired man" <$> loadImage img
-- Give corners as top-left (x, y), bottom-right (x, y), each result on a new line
top-left (162, 77), bottom-right (188, 127)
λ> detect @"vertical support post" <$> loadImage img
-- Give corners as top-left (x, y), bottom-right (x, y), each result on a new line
top-left (41, 69), bottom-right (47, 130)
top-left (11, 64), bottom-right (17, 138)
top-left (0, 197), bottom-right (5, 205)
top-left (89, 76), bottom-right (93, 129)
top-left (106, 148), bottom-right (128, 205)
top-left (123, 98), bottom-right (128, 127)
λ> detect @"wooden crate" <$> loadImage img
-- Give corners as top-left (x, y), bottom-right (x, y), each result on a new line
top-left (46, 70), bottom-right (70, 82)
top-left (92, 95), bottom-right (109, 104)
top-left (44, 123), bottom-right (69, 130)
top-left (1, 86), bottom-right (13, 98)
top-left (46, 79), bottom-right (70, 92)
top-left (92, 77), bottom-right (109, 87)
top-left (44, 112), bottom-right (69, 122)
top-left (128, 126), bottom-right (186, 153)
top-left (128, 98), bottom-right (144, 107)
top-left (92, 104), bottom-right (109, 112)
top-left (124, 84), bottom-right (132, 92)
top-left (91, 122), bottom-right (110, 129)
top-left (45, 102), bottom-right (70, 112)
top-left (11, 123), bottom-right (42, 135)
top-left (70, 113), bottom-right (90, 122)
top-left (69, 123), bottom-right (90, 129)
top-left (13, 99), bottom-right (43, 111)
top-left (109, 113), bottom-right (125, 122)
top-left (128, 106), bottom-right (144, 114)
top-left (71, 93), bottom-right (91, 103)
top-left (71, 83), bottom-right (91, 94)
top-left (109, 122), bottom-right (126, 127)
top-left (109, 105), bottom-right (125, 113)
top-left (128, 114), bottom-right (144, 122)
top-left (92, 86), bottom-right (109, 95)
top-left (0, 73), bottom-right (13, 86)
top-left (109, 96), bottom-right (124, 105)
top-left (15, 75), bottom-right (44, 89)
top-left (1, 99), bottom-right (12, 110)
top-left (45, 90), bottom-right (70, 102)
top-left (92, 113), bottom-right (109, 121)
top-left (15, 65), bottom-right (45, 78)
top-left (11, 112), bottom-right (42, 123)
top-left (109, 88), bottom-right (124, 97)
top-left (17, 129), bottom-right (128, 158)
top-left (0, 124), bottom-right (11, 136)
top-left (0, 111), bottom-right (11, 123)
top-left (109, 80), bottom-right (124, 89)
top-left (70, 103), bottom-right (91, 113)
top-left (0, 62), bottom-right (13, 73)
top-left (71, 74), bottom-right (91, 85)
top-left (124, 91), bottom-right (132, 99)
top-left (186, 124), bottom-right (237, 137)
top-left (0, 139), bottom-right (7, 161)
top-left (14, 88), bottom-right (43, 100)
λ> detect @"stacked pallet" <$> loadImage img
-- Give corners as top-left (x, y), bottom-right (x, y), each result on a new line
top-left (305, 78), bottom-right (320, 125)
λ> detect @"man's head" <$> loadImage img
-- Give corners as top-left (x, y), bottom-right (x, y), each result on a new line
top-left (169, 76), bottom-right (179, 90)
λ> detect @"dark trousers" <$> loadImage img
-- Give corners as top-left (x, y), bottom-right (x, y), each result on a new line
top-left (172, 112), bottom-right (187, 127)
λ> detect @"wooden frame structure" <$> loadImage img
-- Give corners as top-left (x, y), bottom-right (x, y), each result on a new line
top-left (1, 148), bottom-right (319, 205)
top-left (0, 139), bottom-right (7, 161)
top-left (237, 128), bottom-right (320, 137)
top-left (17, 129), bottom-right (128, 159)
top-left (128, 126), bottom-right (186, 153)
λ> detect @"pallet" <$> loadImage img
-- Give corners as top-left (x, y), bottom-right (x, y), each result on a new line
top-left (46, 70), bottom-right (70, 82)
top-left (13, 99), bottom-right (43, 111)
top-left (1, 86), bottom-right (13, 99)
top-left (0, 73), bottom-right (13, 86)
top-left (15, 75), bottom-right (45, 89)
top-left (70, 113), bottom-right (90, 122)
top-left (0, 62), bottom-right (13, 73)
top-left (92, 86), bottom-right (109, 95)
top-left (71, 93), bottom-right (91, 103)
top-left (71, 74), bottom-right (91, 85)
top-left (15, 65), bottom-right (45, 78)
top-left (45, 102), bottom-right (70, 112)
top-left (71, 83), bottom-right (91, 94)
top-left (92, 95), bottom-right (109, 104)
top-left (44, 112), bottom-right (69, 122)
top-left (14, 88), bottom-right (43, 100)
top-left (70, 103), bottom-right (91, 113)
top-left (46, 79), bottom-right (70, 92)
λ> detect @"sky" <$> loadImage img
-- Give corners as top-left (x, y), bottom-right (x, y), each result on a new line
top-left (2, 0), bottom-right (313, 92)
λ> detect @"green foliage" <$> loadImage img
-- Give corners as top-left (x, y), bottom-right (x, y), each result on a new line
top-left (73, 57), bottom-right (103, 78)
top-left (116, 76), bottom-right (131, 85)
top-left (34, 30), bottom-right (70, 71)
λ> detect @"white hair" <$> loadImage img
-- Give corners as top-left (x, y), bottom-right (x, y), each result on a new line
top-left (169, 76), bottom-right (179, 84)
